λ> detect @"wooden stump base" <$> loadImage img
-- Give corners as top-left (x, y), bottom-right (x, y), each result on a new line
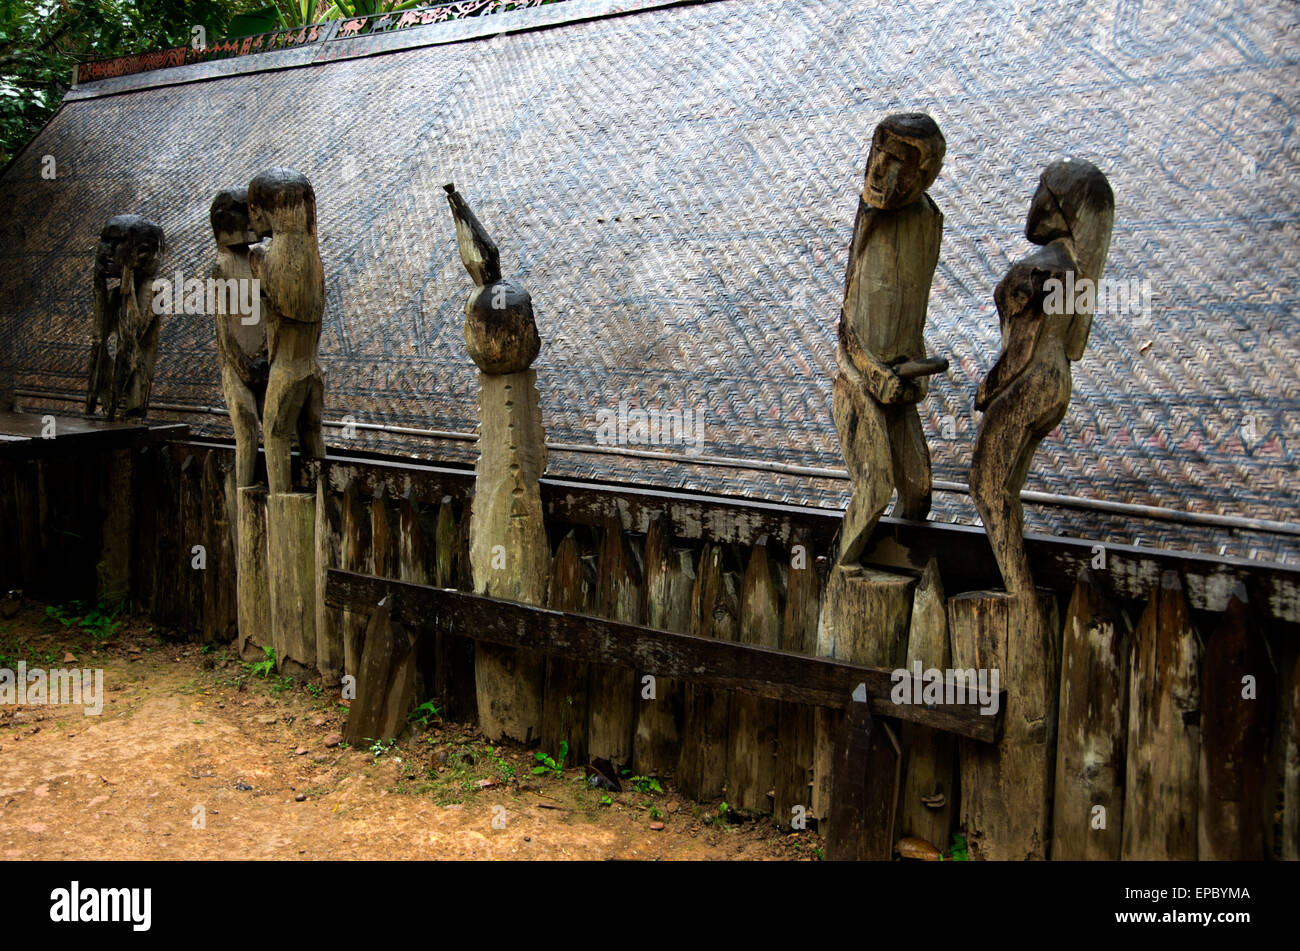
top-left (266, 490), bottom-right (318, 678)
top-left (950, 588), bottom-right (1058, 861)
top-left (235, 485), bottom-right (271, 664)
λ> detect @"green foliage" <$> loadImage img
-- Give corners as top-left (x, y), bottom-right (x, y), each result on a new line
top-left (531, 739), bottom-right (567, 777)
top-left (946, 833), bottom-right (970, 862)
top-left (252, 644), bottom-right (275, 678)
top-left (628, 775), bottom-right (662, 795)
top-left (44, 598), bottom-right (125, 641)
top-left (0, 0), bottom-right (253, 164)
top-left (406, 698), bottom-right (441, 730)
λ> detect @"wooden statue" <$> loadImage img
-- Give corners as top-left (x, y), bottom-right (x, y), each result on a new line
top-left (834, 113), bottom-right (948, 565)
top-left (210, 187), bottom-right (268, 488)
top-left (445, 182), bottom-right (548, 743)
top-left (248, 169), bottom-right (325, 496)
top-left (970, 158), bottom-right (1114, 599)
top-left (85, 214), bottom-right (165, 420)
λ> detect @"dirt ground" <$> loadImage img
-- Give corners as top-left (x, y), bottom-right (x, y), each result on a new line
top-left (0, 599), bottom-right (819, 861)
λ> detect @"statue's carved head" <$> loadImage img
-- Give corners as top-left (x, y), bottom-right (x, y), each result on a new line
top-left (444, 183), bottom-right (540, 374)
top-left (126, 217), bottom-right (164, 278)
top-left (1026, 158), bottom-right (1114, 281)
top-left (863, 113), bottom-right (946, 210)
top-left (247, 168), bottom-right (316, 239)
top-left (96, 214), bottom-right (163, 282)
top-left (464, 279), bottom-right (540, 374)
top-left (210, 187), bottom-right (257, 250)
top-left (94, 215), bottom-right (134, 283)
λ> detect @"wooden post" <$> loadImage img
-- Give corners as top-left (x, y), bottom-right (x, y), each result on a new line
top-left (266, 491), bottom-right (317, 678)
top-left (677, 543), bottom-right (736, 800)
top-left (236, 484), bottom-right (271, 663)
top-left (898, 559), bottom-right (955, 852)
top-left (1284, 647), bottom-right (1300, 861)
top-left (314, 474), bottom-right (344, 681)
top-left (728, 536), bottom-right (782, 813)
top-left (774, 528), bottom-right (821, 831)
top-left (587, 517), bottom-right (642, 766)
top-left (633, 514), bottom-right (692, 778)
top-left (949, 589), bottom-right (1058, 860)
top-left (826, 684), bottom-right (901, 860)
top-left (201, 451), bottom-right (237, 644)
top-left (434, 498), bottom-right (476, 722)
top-left (814, 564), bottom-right (913, 830)
top-left (1051, 568), bottom-right (1128, 860)
top-left (1199, 586), bottom-right (1272, 860)
top-left (343, 596), bottom-right (420, 745)
top-left (339, 479), bottom-right (370, 678)
top-left (95, 448), bottom-right (133, 604)
top-left (1121, 571), bottom-right (1200, 860)
top-left (544, 530), bottom-right (593, 767)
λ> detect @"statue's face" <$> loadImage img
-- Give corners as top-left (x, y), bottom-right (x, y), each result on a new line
top-left (247, 201), bottom-right (273, 240)
top-left (95, 218), bottom-right (132, 281)
top-left (864, 125), bottom-right (943, 209)
top-left (212, 190), bottom-right (257, 249)
top-left (127, 222), bottom-right (163, 276)
top-left (1026, 181), bottom-right (1069, 245)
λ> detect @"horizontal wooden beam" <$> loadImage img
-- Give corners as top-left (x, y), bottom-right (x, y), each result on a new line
top-left (324, 568), bottom-right (1004, 743)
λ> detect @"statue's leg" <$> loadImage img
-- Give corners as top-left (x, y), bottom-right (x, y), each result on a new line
top-left (970, 368), bottom-right (1063, 597)
top-left (832, 368), bottom-right (893, 565)
top-left (263, 366), bottom-right (304, 496)
top-left (889, 404), bottom-right (932, 520)
top-left (221, 363), bottom-right (262, 489)
top-left (295, 370), bottom-right (326, 462)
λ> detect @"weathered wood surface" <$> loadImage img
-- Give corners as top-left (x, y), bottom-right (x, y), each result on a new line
top-left (179, 453), bottom-right (207, 635)
top-left (0, 412), bottom-right (185, 459)
top-left (1199, 586), bottom-right (1272, 861)
top-left (825, 689), bottom-right (873, 861)
top-left (950, 589), bottom-right (1058, 860)
top-left (633, 514), bottom-right (691, 778)
top-left (201, 451), bottom-right (237, 644)
top-left (774, 529), bottom-right (821, 831)
top-left (434, 498), bottom-right (477, 722)
top-left (314, 476), bottom-right (344, 680)
top-left (96, 449), bottom-right (133, 604)
top-left (676, 543), bottom-right (735, 800)
top-left (325, 569), bottom-right (1003, 741)
top-left (729, 536), bottom-right (782, 812)
top-left (339, 480), bottom-right (370, 678)
top-left (899, 559), bottom-right (954, 852)
top-left (85, 215), bottom-right (165, 421)
top-left (306, 449), bottom-right (1300, 624)
top-left (544, 530), bottom-right (593, 767)
top-left (814, 565), bottom-right (914, 826)
top-left (266, 491), bottom-right (317, 677)
top-left (969, 159), bottom-right (1114, 599)
top-left (469, 369), bottom-right (549, 745)
top-left (1122, 571), bottom-right (1201, 860)
top-left (588, 518), bottom-right (642, 767)
top-left (248, 169), bottom-right (325, 496)
top-left (343, 597), bottom-right (420, 745)
top-left (1284, 646), bottom-right (1300, 860)
top-left (1051, 568), bottom-right (1128, 860)
top-left (235, 484), bottom-right (271, 663)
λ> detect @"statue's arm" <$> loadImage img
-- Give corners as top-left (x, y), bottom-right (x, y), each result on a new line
top-left (975, 264), bottom-right (1050, 410)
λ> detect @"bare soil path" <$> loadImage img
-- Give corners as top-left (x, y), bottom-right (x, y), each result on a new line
top-left (0, 601), bottom-right (819, 861)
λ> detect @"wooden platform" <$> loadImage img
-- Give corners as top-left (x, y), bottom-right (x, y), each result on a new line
top-left (0, 412), bottom-right (187, 459)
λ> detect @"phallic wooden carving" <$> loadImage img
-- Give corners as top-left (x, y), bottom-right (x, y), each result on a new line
top-left (248, 169), bottom-right (325, 496)
top-left (85, 214), bottom-right (165, 420)
top-left (970, 159), bottom-right (1115, 598)
top-left (210, 187), bottom-right (268, 488)
top-left (834, 113), bottom-right (948, 565)
top-left (445, 182), bottom-right (549, 743)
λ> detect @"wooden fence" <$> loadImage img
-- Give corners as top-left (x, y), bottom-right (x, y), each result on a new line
top-left (2, 437), bottom-right (1297, 860)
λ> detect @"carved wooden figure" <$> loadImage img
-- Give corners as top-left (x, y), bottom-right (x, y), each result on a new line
top-left (834, 113), bottom-right (947, 565)
top-left (970, 159), bottom-right (1114, 599)
top-left (445, 183), bottom-right (549, 743)
top-left (85, 214), bottom-right (165, 420)
top-left (248, 169), bottom-right (325, 496)
top-left (211, 188), bottom-right (268, 488)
